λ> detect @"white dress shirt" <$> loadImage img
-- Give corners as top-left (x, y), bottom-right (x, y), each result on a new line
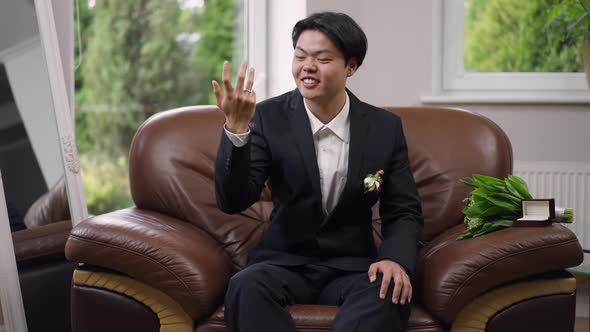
top-left (224, 93), bottom-right (351, 216)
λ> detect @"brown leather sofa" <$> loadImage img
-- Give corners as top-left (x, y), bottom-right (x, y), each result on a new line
top-left (65, 106), bottom-right (584, 332)
top-left (12, 177), bottom-right (76, 332)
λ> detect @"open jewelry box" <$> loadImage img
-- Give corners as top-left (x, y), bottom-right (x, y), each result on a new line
top-left (514, 198), bottom-right (555, 227)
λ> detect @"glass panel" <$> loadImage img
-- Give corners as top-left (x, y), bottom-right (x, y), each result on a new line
top-left (0, 16), bottom-right (69, 235)
top-left (1, 52), bottom-right (69, 231)
top-left (75, 0), bottom-right (245, 215)
top-left (464, 0), bottom-right (584, 73)
top-left (0, 1), bottom-right (75, 331)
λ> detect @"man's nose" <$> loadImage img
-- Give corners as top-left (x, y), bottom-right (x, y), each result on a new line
top-left (303, 63), bottom-right (317, 72)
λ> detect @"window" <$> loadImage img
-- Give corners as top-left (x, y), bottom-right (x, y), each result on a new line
top-left (74, 0), bottom-right (248, 214)
top-left (425, 0), bottom-right (590, 103)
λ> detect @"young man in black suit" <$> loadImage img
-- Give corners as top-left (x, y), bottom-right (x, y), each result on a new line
top-left (214, 12), bottom-right (423, 332)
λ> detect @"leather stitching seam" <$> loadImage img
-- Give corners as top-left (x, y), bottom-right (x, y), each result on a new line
top-left (69, 235), bottom-right (197, 298)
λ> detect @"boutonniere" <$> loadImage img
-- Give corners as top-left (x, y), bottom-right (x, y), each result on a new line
top-left (364, 170), bottom-right (384, 194)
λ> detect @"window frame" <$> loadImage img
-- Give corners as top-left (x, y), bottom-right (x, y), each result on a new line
top-left (246, 0), bottom-right (268, 100)
top-left (423, 0), bottom-right (590, 104)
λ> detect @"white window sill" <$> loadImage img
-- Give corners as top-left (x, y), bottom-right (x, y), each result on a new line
top-left (420, 92), bottom-right (590, 105)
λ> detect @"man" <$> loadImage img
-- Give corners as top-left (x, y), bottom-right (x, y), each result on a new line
top-left (213, 12), bottom-right (423, 332)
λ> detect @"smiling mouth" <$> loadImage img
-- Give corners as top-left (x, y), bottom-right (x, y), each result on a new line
top-left (302, 78), bottom-right (319, 84)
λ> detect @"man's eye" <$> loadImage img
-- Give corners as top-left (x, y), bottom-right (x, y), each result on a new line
top-left (318, 58), bottom-right (331, 63)
top-left (295, 56), bottom-right (305, 61)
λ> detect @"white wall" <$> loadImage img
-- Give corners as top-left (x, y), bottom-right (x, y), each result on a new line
top-left (267, 0), bottom-right (306, 98)
top-left (292, 0), bottom-right (590, 163)
top-left (456, 105), bottom-right (590, 162)
top-left (305, 0), bottom-right (433, 106)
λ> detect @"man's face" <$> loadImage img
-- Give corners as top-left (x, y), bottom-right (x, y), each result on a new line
top-left (292, 30), bottom-right (357, 103)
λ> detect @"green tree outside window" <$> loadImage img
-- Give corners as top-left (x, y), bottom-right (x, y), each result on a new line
top-left (75, 0), bottom-right (242, 214)
top-left (464, 0), bottom-right (583, 72)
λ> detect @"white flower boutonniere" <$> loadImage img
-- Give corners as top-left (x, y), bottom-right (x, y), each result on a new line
top-left (364, 170), bottom-right (384, 194)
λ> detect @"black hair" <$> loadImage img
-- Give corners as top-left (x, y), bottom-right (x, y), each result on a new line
top-left (292, 12), bottom-right (368, 67)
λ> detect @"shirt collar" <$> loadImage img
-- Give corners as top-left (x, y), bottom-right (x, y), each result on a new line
top-left (304, 92), bottom-right (350, 143)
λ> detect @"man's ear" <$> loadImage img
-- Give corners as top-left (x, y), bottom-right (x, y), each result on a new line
top-left (346, 58), bottom-right (359, 77)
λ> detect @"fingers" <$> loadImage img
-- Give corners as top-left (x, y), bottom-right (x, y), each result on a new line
top-left (245, 67), bottom-right (255, 92)
top-left (235, 59), bottom-right (248, 93)
top-left (405, 274), bottom-right (413, 304)
top-left (219, 59), bottom-right (256, 97)
top-left (370, 261), bottom-right (412, 304)
top-left (391, 272), bottom-right (402, 304)
top-left (391, 272), bottom-right (412, 305)
top-left (222, 61), bottom-right (233, 96)
top-left (398, 273), bottom-right (411, 305)
top-left (212, 80), bottom-right (222, 108)
top-left (379, 271), bottom-right (392, 300)
top-left (367, 264), bottom-right (378, 283)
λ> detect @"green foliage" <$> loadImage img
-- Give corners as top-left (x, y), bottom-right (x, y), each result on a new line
top-left (80, 154), bottom-right (134, 215)
top-left (74, 0), bottom-right (92, 88)
top-left (464, 0), bottom-right (584, 72)
top-left (196, 0), bottom-right (242, 104)
top-left (74, 109), bottom-right (93, 154)
top-left (77, 0), bottom-right (210, 155)
top-left (75, 0), bottom-right (239, 214)
top-left (547, 0), bottom-right (590, 42)
top-left (458, 174), bottom-right (533, 240)
top-left (459, 174), bottom-right (574, 240)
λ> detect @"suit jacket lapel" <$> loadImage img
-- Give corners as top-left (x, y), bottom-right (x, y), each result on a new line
top-left (287, 90), bottom-right (323, 214)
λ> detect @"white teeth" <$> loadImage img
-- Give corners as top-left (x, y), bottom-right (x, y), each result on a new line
top-left (303, 78), bottom-right (318, 84)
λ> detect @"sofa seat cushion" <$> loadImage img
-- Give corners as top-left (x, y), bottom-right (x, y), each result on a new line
top-left (196, 303), bottom-right (443, 332)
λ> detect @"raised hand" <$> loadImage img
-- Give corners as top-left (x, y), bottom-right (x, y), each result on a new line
top-left (212, 59), bottom-right (256, 134)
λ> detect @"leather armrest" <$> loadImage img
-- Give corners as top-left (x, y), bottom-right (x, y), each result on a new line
top-left (415, 223), bottom-right (583, 324)
top-left (24, 176), bottom-right (70, 229)
top-left (65, 208), bottom-right (232, 321)
top-left (12, 220), bottom-right (72, 262)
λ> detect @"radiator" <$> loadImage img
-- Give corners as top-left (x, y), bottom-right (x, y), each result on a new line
top-left (513, 161), bottom-right (590, 250)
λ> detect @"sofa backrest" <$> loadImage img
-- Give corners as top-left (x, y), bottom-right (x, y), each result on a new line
top-left (385, 107), bottom-right (512, 241)
top-left (128, 106), bottom-right (512, 270)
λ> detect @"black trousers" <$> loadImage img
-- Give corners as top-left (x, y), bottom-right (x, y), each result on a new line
top-left (224, 262), bottom-right (411, 332)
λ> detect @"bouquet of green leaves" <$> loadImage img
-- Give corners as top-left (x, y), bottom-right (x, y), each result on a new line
top-left (458, 174), bottom-right (573, 240)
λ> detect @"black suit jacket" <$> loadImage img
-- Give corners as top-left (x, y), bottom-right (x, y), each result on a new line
top-left (215, 89), bottom-right (423, 275)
